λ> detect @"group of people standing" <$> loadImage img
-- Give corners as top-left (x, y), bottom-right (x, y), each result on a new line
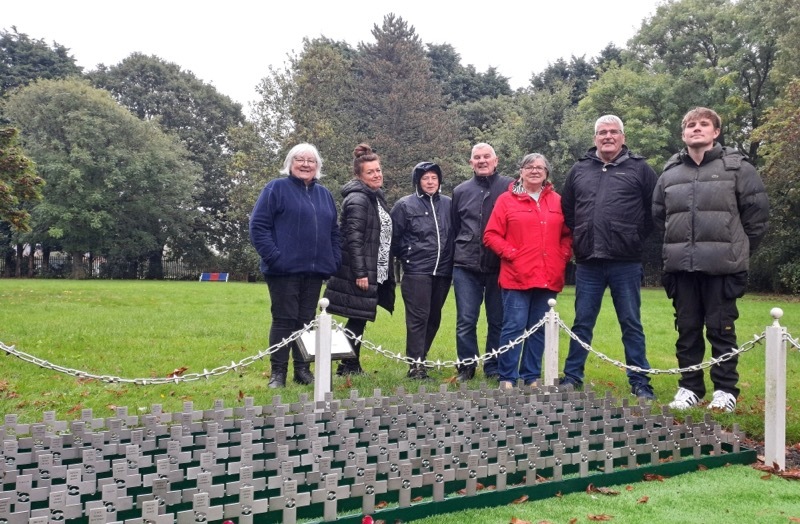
top-left (249, 106), bottom-right (769, 414)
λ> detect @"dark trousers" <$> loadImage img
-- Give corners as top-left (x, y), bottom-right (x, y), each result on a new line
top-left (668, 271), bottom-right (742, 398)
top-left (340, 317), bottom-right (367, 369)
top-left (265, 274), bottom-right (323, 372)
top-left (401, 274), bottom-right (452, 362)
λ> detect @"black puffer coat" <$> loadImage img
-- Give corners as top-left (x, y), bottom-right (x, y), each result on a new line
top-left (324, 179), bottom-right (396, 321)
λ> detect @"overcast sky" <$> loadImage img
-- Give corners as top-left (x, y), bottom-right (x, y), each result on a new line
top-left (5, 0), bottom-right (664, 108)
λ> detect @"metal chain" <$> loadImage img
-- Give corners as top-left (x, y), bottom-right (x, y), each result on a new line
top-left (785, 333), bottom-right (800, 352)
top-left (2, 311), bottom-right (792, 383)
top-left (0, 320), bottom-right (317, 385)
top-left (334, 316), bottom-right (548, 370)
top-left (557, 318), bottom-right (766, 375)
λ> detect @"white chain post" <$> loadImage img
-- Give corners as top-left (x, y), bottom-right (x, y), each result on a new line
top-left (314, 298), bottom-right (333, 404)
top-left (543, 299), bottom-right (559, 387)
top-left (764, 307), bottom-right (787, 471)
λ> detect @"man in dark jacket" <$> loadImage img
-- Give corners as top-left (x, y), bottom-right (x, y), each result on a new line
top-left (560, 115), bottom-right (658, 400)
top-left (653, 107), bottom-right (769, 413)
top-left (391, 162), bottom-right (453, 379)
top-left (451, 143), bottom-right (514, 381)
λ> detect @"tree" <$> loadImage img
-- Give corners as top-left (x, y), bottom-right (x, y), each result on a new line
top-left (0, 27), bottom-right (82, 98)
top-left (750, 79), bottom-right (800, 292)
top-left (354, 14), bottom-right (461, 202)
top-left (626, 0), bottom-right (781, 160)
top-left (4, 78), bottom-right (199, 278)
top-left (530, 55), bottom-right (596, 105)
top-left (0, 126), bottom-right (42, 231)
top-left (89, 54), bottom-right (246, 261)
top-left (288, 37), bottom-right (361, 194)
top-left (427, 43), bottom-right (512, 105)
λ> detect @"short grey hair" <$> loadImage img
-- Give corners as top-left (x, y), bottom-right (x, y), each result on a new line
top-left (471, 142), bottom-right (497, 157)
top-left (280, 143), bottom-right (324, 178)
top-left (594, 115), bottom-right (624, 134)
top-left (520, 153), bottom-right (552, 176)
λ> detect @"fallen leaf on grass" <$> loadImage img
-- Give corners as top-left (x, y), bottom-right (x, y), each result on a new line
top-left (588, 514), bottom-right (614, 521)
top-left (788, 517), bottom-right (800, 522)
top-left (625, 485), bottom-right (633, 491)
top-left (238, 390), bottom-right (245, 401)
top-left (586, 484), bottom-right (619, 496)
top-left (637, 496), bottom-right (649, 504)
top-left (569, 519), bottom-right (578, 524)
top-left (698, 464), bottom-right (708, 471)
top-left (555, 491), bottom-right (562, 498)
top-left (445, 375), bottom-right (458, 384)
top-left (167, 366), bottom-right (188, 378)
top-left (66, 404), bottom-right (83, 415)
top-left (643, 473), bottom-right (666, 482)
top-left (375, 501), bottom-right (389, 509)
top-left (510, 495), bottom-right (529, 504)
top-left (509, 517), bottom-right (532, 524)
top-left (760, 473), bottom-right (772, 480)
top-left (411, 496), bottom-right (423, 503)
top-left (779, 469), bottom-right (800, 480)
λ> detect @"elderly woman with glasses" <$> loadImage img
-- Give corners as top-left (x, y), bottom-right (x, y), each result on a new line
top-left (483, 153), bottom-right (572, 390)
top-left (250, 143), bottom-right (342, 388)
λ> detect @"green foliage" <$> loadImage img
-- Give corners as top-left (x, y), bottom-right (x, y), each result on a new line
top-left (3, 78), bottom-right (200, 276)
top-left (750, 79), bottom-right (800, 293)
top-left (0, 126), bottom-right (43, 231)
top-left (89, 53), bottom-right (247, 258)
top-left (0, 26), bottom-right (82, 97)
top-left (427, 43), bottom-right (512, 105)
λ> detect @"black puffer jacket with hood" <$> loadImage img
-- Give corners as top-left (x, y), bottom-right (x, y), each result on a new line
top-left (324, 179), bottom-right (396, 321)
top-left (390, 162), bottom-right (454, 276)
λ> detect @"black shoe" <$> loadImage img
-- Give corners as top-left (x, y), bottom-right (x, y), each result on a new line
top-left (632, 384), bottom-right (656, 401)
top-left (558, 376), bottom-right (583, 390)
top-left (456, 367), bottom-right (475, 382)
top-left (294, 367), bottom-right (314, 385)
top-left (336, 362), bottom-right (365, 376)
top-left (407, 365), bottom-right (428, 380)
top-left (484, 370), bottom-right (500, 381)
top-left (268, 370), bottom-right (287, 389)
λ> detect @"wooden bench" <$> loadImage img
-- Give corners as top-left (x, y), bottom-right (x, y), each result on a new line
top-left (198, 272), bottom-right (229, 282)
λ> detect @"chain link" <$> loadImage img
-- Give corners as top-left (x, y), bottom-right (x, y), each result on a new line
top-left (1, 311), bottom-right (793, 383)
top-left (0, 320), bottom-right (317, 385)
top-left (786, 334), bottom-right (800, 352)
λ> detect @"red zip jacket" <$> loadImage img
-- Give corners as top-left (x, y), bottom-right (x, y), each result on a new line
top-left (484, 181), bottom-right (572, 291)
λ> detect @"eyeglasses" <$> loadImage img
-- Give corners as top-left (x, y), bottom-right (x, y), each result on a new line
top-left (595, 129), bottom-right (623, 137)
top-left (522, 165), bottom-right (547, 172)
top-left (293, 157), bottom-right (318, 165)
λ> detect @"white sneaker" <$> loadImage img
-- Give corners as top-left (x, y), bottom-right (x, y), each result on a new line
top-left (668, 387), bottom-right (700, 409)
top-left (708, 390), bottom-right (737, 413)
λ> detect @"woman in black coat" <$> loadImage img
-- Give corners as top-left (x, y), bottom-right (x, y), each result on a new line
top-left (324, 143), bottom-right (396, 375)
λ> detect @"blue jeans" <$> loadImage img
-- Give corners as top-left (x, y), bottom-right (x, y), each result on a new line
top-left (562, 261), bottom-right (650, 390)
top-left (498, 288), bottom-right (557, 384)
top-left (452, 267), bottom-right (503, 374)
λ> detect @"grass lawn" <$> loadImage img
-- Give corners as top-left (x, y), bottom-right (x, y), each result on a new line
top-left (1, 279), bottom-right (798, 522)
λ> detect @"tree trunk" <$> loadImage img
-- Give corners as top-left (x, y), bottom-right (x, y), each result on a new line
top-left (15, 243), bottom-right (23, 278)
top-left (146, 249), bottom-right (164, 279)
top-left (70, 251), bottom-right (87, 279)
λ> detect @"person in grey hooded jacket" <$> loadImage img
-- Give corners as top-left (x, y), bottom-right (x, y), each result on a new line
top-left (391, 161), bottom-right (454, 379)
top-left (653, 107), bottom-right (769, 413)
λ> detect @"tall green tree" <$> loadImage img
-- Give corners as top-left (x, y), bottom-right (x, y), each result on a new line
top-left (4, 78), bottom-right (199, 278)
top-left (0, 27), bottom-right (82, 98)
top-left (626, 0), bottom-right (781, 160)
top-left (89, 54), bottom-right (245, 260)
top-left (354, 14), bottom-right (461, 202)
top-left (288, 37), bottom-right (361, 193)
top-left (530, 55), bottom-right (596, 105)
top-left (750, 79), bottom-right (800, 292)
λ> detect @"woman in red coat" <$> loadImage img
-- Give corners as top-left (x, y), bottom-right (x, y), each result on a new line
top-left (484, 153), bottom-right (572, 389)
